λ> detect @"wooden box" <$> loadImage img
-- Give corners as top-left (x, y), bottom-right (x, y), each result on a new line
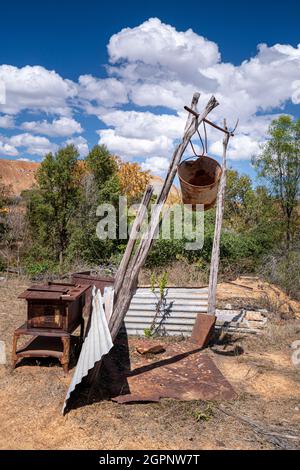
top-left (71, 271), bottom-right (115, 316)
top-left (18, 283), bottom-right (89, 333)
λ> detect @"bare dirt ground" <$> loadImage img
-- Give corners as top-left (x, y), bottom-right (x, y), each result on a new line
top-left (0, 276), bottom-right (299, 450)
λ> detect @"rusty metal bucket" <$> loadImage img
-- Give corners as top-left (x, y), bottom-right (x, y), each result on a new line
top-left (178, 155), bottom-right (222, 210)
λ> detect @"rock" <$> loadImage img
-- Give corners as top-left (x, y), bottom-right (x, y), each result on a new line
top-left (136, 345), bottom-right (166, 355)
top-left (280, 311), bottom-right (295, 320)
top-left (0, 341), bottom-right (6, 365)
top-left (244, 311), bottom-right (266, 321)
top-left (225, 303), bottom-right (233, 310)
top-left (216, 440), bottom-right (226, 447)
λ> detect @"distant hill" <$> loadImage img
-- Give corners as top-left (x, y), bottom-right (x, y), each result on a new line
top-left (0, 159), bottom-right (39, 196)
top-left (0, 158), bottom-right (181, 202)
top-left (150, 174), bottom-right (181, 204)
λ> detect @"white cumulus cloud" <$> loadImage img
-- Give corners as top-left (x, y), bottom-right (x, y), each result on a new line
top-left (98, 128), bottom-right (173, 158)
top-left (9, 133), bottom-right (57, 156)
top-left (108, 17), bottom-right (220, 77)
top-left (210, 135), bottom-right (262, 161)
top-left (0, 114), bottom-right (15, 129)
top-left (141, 156), bottom-right (170, 175)
top-left (21, 117), bottom-right (83, 137)
top-left (98, 109), bottom-right (185, 140)
top-left (0, 139), bottom-right (18, 156)
top-left (66, 136), bottom-right (89, 157)
top-left (0, 65), bottom-right (76, 115)
top-left (78, 75), bottom-right (128, 108)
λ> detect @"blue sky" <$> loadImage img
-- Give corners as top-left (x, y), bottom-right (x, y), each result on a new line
top-left (0, 0), bottom-right (300, 182)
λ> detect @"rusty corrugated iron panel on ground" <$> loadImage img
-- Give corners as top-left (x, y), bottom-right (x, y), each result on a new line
top-left (112, 339), bottom-right (236, 403)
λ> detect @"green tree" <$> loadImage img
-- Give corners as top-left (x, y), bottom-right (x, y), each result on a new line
top-left (66, 145), bottom-right (121, 265)
top-left (225, 170), bottom-right (254, 225)
top-left (85, 145), bottom-right (120, 204)
top-left (252, 115), bottom-right (300, 251)
top-left (224, 169), bottom-right (278, 234)
top-left (25, 145), bottom-right (81, 269)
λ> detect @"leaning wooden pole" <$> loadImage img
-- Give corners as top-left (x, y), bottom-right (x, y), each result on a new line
top-left (109, 93), bottom-right (219, 340)
top-left (207, 119), bottom-right (230, 315)
top-left (87, 185), bottom-right (154, 386)
top-left (114, 184), bottom-right (154, 299)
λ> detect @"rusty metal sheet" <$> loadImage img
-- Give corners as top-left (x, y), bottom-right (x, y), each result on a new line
top-left (27, 284), bottom-right (70, 293)
top-left (60, 284), bottom-right (89, 301)
top-left (18, 284), bottom-right (89, 301)
top-left (18, 290), bottom-right (63, 300)
top-left (110, 339), bottom-right (236, 403)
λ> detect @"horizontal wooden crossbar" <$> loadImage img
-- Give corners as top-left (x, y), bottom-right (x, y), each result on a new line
top-left (184, 106), bottom-right (235, 136)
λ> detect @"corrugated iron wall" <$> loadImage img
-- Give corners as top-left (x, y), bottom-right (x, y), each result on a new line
top-left (125, 287), bottom-right (208, 336)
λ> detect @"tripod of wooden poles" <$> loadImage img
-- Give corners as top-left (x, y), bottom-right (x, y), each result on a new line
top-left (110, 92), bottom-right (237, 340)
top-left (89, 92), bottom-right (237, 385)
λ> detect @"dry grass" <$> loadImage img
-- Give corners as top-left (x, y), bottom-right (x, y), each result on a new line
top-left (0, 275), bottom-right (300, 450)
top-left (140, 260), bottom-right (208, 286)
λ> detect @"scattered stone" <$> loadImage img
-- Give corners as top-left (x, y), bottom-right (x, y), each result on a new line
top-left (0, 340), bottom-right (6, 365)
top-left (280, 311), bottom-right (295, 321)
top-left (244, 311), bottom-right (266, 322)
top-left (216, 439), bottom-right (226, 447)
top-left (136, 344), bottom-right (166, 355)
top-left (225, 303), bottom-right (233, 310)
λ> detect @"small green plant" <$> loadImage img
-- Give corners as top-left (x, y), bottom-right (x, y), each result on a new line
top-left (151, 271), bottom-right (168, 296)
top-left (148, 271), bottom-right (169, 337)
top-left (193, 403), bottom-right (214, 422)
top-left (144, 328), bottom-right (152, 338)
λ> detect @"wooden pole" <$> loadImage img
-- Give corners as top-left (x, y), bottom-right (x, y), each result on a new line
top-left (207, 119), bottom-right (230, 315)
top-left (87, 94), bottom-right (220, 391)
top-left (109, 93), bottom-right (219, 340)
top-left (86, 185), bottom-right (153, 386)
top-left (114, 184), bottom-right (154, 299)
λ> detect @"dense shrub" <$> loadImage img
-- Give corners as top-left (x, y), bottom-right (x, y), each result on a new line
top-left (260, 244), bottom-right (300, 300)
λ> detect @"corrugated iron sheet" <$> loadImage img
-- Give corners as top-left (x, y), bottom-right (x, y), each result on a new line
top-left (62, 286), bottom-right (114, 414)
top-left (125, 287), bottom-right (266, 336)
top-left (125, 287), bottom-right (208, 336)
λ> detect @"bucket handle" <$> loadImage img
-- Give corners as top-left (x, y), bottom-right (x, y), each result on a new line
top-left (178, 153), bottom-right (211, 167)
top-left (178, 155), bottom-right (201, 166)
top-left (187, 120), bottom-right (208, 161)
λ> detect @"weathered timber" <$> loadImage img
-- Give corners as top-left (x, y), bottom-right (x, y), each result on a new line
top-left (109, 93), bottom-right (219, 340)
top-left (114, 185), bottom-right (154, 299)
top-left (86, 187), bottom-right (154, 385)
top-left (207, 120), bottom-right (230, 315)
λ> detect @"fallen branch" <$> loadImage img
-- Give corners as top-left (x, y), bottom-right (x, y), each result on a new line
top-left (217, 405), bottom-right (300, 450)
top-left (223, 281), bottom-right (254, 291)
